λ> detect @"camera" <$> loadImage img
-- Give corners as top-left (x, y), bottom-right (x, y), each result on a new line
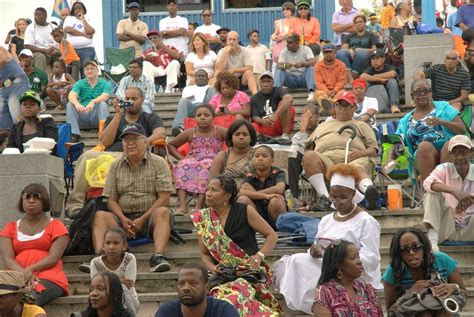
top-left (119, 100), bottom-right (133, 108)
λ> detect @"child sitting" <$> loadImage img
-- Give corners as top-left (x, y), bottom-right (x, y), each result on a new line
top-left (238, 145), bottom-right (287, 229)
top-left (51, 27), bottom-right (80, 81)
top-left (46, 60), bottom-right (75, 110)
top-left (89, 228), bottom-right (139, 315)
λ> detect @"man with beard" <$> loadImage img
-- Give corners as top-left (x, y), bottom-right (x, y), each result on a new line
top-left (423, 135), bottom-right (474, 252)
top-left (155, 262), bottom-right (239, 317)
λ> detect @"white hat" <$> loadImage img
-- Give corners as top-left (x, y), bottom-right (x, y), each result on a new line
top-left (19, 49), bottom-right (33, 57)
top-left (448, 135), bottom-right (472, 152)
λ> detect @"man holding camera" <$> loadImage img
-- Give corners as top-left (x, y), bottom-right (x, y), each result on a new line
top-left (66, 60), bottom-right (111, 141)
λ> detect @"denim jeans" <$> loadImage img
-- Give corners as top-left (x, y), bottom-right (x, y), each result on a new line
top-left (75, 47), bottom-right (97, 77)
top-left (366, 79), bottom-right (400, 113)
top-left (0, 79), bottom-right (30, 129)
top-left (274, 66), bottom-right (315, 91)
top-left (172, 87), bottom-right (216, 129)
top-left (66, 101), bottom-right (109, 135)
top-left (336, 49), bottom-right (371, 75)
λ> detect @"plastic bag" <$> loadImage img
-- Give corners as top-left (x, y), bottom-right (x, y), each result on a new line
top-left (85, 155), bottom-right (116, 188)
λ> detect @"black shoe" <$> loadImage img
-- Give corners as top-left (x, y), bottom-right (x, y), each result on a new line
top-left (78, 262), bottom-right (90, 273)
top-left (71, 134), bottom-right (81, 143)
top-left (310, 196), bottom-right (334, 211)
top-left (149, 254), bottom-right (171, 272)
top-left (365, 185), bottom-right (379, 210)
top-left (171, 127), bottom-right (183, 137)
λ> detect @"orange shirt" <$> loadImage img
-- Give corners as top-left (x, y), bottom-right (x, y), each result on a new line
top-left (380, 5), bottom-right (395, 28)
top-left (314, 59), bottom-right (346, 93)
top-left (60, 39), bottom-right (80, 65)
top-left (293, 17), bottom-right (320, 45)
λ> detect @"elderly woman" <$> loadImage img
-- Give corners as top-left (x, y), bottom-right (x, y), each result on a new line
top-left (336, 15), bottom-right (378, 83)
top-left (209, 119), bottom-right (256, 187)
top-left (313, 240), bottom-right (383, 316)
top-left (274, 164), bottom-right (382, 314)
top-left (387, 79), bottom-right (466, 181)
top-left (0, 184), bottom-right (69, 306)
top-left (383, 227), bottom-right (467, 315)
top-left (209, 71), bottom-right (251, 126)
top-left (303, 90), bottom-right (379, 211)
top-left (293, 0), bottom-right (321, 56)
top-left (191, 175), bottom-right (279, 316)
top-left (185, 32), bottom-right (217, 86)
top-left (390, 2), bottom-right (414, 28)
top-left (7, 90), bottom-right (57, 153)
top-left (0, 270), bottom-right (46, 317)
top-left (270, 2), bottom-right (296, 63)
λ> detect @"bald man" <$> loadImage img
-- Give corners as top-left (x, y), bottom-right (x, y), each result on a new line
top-left (215, 30), bottom-right (257, 95)
top-left (413, 49), bottom-right (470, 110)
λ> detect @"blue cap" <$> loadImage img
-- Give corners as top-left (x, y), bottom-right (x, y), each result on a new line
top-left (322, 44), bottom-right (336, 52)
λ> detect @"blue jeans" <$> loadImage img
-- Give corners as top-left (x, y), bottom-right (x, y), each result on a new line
top-left (75, 47), bottom-right (97, 77)
top-left (172, 87), bottom-right (216, 129)
top-left (336, 49), bottom-right (371, 75)
top-left (274, 66), bottom-right (315, 91)
top-left (0, 79), bottom-right (30, 129)
top-left (66, 101), bottom-right (109, 135)
top-left (366, 79), bottom-right (400, 113)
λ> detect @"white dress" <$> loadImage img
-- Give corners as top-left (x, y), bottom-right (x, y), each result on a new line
top-left (273, 211), bottom-right (382, 314)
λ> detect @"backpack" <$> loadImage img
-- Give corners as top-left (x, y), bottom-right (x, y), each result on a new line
top-left (65, 196), bottom-right (107, 256)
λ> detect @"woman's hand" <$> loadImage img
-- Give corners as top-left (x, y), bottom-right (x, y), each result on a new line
top-left (432, 283), bottom-right (459, 298)
top-left (121, 278), bottom-right (135, 289)
top-left (425, 116), bottom-right (442, 127)
top-left (209, 263), bottom-right (221, 274)
top-left (21, 268), bottom-right (35, 285)
top-left (408, 280), bottom-right (432, 293)
top-left (249, 255), bottom-right (262, 270)
top-left (310, 244), bottom-right (323, 258)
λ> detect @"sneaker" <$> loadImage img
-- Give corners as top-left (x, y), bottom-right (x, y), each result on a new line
top-left (78, 262), bottom-right (90, 273)
top-left (171, 126), bottom-right (183, 137)
top-left (164, 86), bottom-right (173, 94)
top-left (280, 133), bottom-right (289, 140)
top-left (365, 185), bottom-right (379, 211)
top-left (321, 98), bottom-right (333, 112)
top-left (149, 254), bottom-right (171, 272)
top-left (306, 92), bottom-right (314, 102)
top-left (391, 104), bottom-right (401, 113)
top-left (310, 195), bottom-right (334, 211)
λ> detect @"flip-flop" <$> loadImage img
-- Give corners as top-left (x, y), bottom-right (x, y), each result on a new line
top-left (173, 208), bottom-right (187, 216)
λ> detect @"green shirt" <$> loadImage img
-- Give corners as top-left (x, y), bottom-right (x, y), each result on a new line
top-left (71, 77), bottom-right (111, 106)
top-left (27, 67), bottom-right (48, 93)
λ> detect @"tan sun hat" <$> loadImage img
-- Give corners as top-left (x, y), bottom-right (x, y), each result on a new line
top-left (0, 270), bottom-right (26, 295)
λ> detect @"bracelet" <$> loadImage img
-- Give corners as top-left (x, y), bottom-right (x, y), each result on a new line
top-left (256, 251), bottom-right (265, 261)
top-left (283, 63), bottom-right (286, 70)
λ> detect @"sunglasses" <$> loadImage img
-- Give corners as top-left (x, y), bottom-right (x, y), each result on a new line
top-left (282, 7), bottom-right (291, 11)
top-left (335, 102), bottom-right (354, 110)
top-left (298, 6), bottom-right (309, 10)
top-left (412, 88), bottom-right (431, 96)
top-left (22, 192), bottom-right (43, 201)
top-left (400, 244), bottom-right (424, 255)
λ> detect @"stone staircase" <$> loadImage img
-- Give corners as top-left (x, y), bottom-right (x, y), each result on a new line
top-left (10, 92), bottom-right (471, 316)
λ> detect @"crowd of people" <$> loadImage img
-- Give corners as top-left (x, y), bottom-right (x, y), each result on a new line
top-left (0, 0), bottom-right (473, 316)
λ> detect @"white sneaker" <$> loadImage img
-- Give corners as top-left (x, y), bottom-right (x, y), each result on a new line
top-left (306, 92), bottom-right (314, 101)
top-left (280, 134), bottom-right (289, 140)
top-left (164, 86), bottom-right (173, 93)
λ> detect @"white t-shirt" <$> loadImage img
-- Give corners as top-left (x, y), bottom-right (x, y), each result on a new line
top-left (159, 15), bottom-right (189, 55)
top-left (185, 51), bottom-right (217, 77)
top-left (354, 96), bottom-right (378, 129)
top-left (63, 16), bottom-right (94, 49)
top-left (194, 23), bottom-right (221, 39)
top-left (246, 43), bottom-right (271, 75)
top-left (24, 23), bottom-right (56, 49)
top-left (278, 46), bottom-right (314, 76)
top-left (182, 84), bottom-right (209, 103)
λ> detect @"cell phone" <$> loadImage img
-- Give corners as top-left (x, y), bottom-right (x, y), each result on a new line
top-left (119, 100), bottom-right (133, 108)
top-left (33, 281), bottom-right (46, 293)
top-left (219, 106), bottom-right (226, 113)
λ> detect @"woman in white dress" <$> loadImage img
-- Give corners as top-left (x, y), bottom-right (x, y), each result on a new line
top-left (274, 163), bottom-right (382, 314)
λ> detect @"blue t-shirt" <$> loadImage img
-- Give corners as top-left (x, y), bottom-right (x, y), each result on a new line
top-left (155, 297), bottom-right (239, 317)
top-left (382, 251), bottom-right (458, 290)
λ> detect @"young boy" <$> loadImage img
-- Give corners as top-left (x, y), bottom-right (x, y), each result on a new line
top-left (238, 145), bottom-right (287, 229)
top-left (288, 103), bottom-right (320, 200)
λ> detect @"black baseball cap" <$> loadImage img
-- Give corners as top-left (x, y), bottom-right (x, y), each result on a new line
top-left (120, 123), bottom-right (147, 139)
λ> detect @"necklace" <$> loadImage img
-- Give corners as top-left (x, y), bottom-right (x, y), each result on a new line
top-left (21, 215), bottom-right (47, 236)
top-left (336, 204), bottom-right (358, 219)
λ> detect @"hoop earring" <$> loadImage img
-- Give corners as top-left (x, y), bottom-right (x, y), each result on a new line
top-left (337, 269), bottom-right (343, 280)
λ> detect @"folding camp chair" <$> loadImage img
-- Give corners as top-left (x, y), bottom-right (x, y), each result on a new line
top-left (101, 47), bottom-right (136, 91)
top-left (460, 104), bottom-right (473, 138)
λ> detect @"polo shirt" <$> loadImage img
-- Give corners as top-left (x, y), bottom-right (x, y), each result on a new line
top-left (155, 297), bottom-right (239, 317)
top-left (116, 18), bottom-right (149, 57)
top-left (27, 67), bottom-right (48, 93)
top-left (332, 7), bottom-right (360, 45)
top-left (71, 78), bottom-right (112, 106)
top-left (423, 64), bottom-right (471, 102)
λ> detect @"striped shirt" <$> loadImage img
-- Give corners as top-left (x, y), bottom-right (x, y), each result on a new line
top-left (103, 152), bottom-right (173, 214)
top-left (71, 78), bottom-right (111, 106)
top-left (116, 74), bottom-right (156, 107)
top-left (423, 64), bottom-right (471, 102)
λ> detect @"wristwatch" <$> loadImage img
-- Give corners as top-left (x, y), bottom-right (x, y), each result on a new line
top-left (453, 283), bottom-right (461, 294)
top-left (256, 251), bottom-right (265, 261)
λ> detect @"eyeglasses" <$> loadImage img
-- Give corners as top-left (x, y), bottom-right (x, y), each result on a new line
top-left (202, 14), bottom-right (211, 17)
top-left (298, 6), bottom-right (309, 10)
top-left (22, 193), bottom-right (43, 201)
top-left (412, 88), bottom-right (431, 96)
top-left (400, 244), bottom-right (424, 255)
top-left (335, 102), bottom-right (354, 110)
top-left (282, 7), bottom-right (291, 11)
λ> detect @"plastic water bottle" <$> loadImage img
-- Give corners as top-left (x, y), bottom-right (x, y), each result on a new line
top-left (285, 189), bottom-right (294, 209)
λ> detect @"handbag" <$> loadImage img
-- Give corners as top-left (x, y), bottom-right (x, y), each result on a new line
top-left (209, 265), bottom-right (268, 289)
top-left (388, 273), bottom-right (466, 317)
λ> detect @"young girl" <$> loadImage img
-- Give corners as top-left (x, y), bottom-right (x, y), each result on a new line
top-left (89, 228), bottom-right (139, 315)
top-left (46, 60), bottom-right (75, 110)
top-left (168, 104), bottom-right (227, 214)
top-left (51, 27), bottom-right (81, 81)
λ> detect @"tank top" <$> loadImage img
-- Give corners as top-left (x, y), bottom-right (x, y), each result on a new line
top-left (224, 202), bottom-right (258, 256)
top-left (59, 40), bottom-right (80, 65)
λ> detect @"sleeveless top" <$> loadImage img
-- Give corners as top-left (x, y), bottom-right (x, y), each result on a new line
top-left (222, 149), bottom-right (253, 184)
top-left (224, 202), bottom-right (258, 256)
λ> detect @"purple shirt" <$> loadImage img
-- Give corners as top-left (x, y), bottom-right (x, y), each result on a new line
top-left (332, 7), bottom-right (360, 45)
top-left (455, 4), bottom-right (474, 29)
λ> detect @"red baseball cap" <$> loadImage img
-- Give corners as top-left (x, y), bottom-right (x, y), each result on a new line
top-left (336, 91), bottom-right (356, 105)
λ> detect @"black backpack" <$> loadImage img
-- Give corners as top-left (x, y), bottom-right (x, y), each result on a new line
top-left (65, 196), bottom-right (107, 256)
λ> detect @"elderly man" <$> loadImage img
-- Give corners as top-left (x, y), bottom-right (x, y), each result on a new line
top-left (66, 60), bottom-right (111, 140)
top-left (159, 0), bottom-right (189, 56)
top-left (116, 2), bottom-right (149, 58)
top-left (24, 7), bottom-right (58, 72)
top-left (303, 91), bottom-right (379, 210)
top-left (215, 30), bottom-right (257, 95)
top-left (93, 122), bottom-right (174, 272)
top-left (423, 135), bottom-right (474, 251)
top-left (275, 33), bottom-right (316, 102)
top-left (413, 49), bottom-right (471, 111)
top-left (332, 0), bottom-right (360, 46)
top-left (116, 59), bottom-right (155, 113)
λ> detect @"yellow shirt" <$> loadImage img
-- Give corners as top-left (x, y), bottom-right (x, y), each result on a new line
top-left (380, 5), bottom-right (395, 28)
top-left (116, 18), bottom-right (149, 57)
top-left (22, 304), bottom-right (46, 317)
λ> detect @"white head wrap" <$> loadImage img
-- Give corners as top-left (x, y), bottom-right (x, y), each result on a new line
top-left (330, 173), bottom-right (365, 204)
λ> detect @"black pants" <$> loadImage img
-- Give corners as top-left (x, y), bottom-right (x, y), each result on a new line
top-left (288, 152), bottom-right (303, 199)
top-left (32, 279), bottom-right (65, 306)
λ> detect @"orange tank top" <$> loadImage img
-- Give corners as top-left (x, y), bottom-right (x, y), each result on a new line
top-left (60, 40), bottom-right (80, 65)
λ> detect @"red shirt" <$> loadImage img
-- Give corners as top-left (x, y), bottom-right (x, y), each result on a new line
top-left (0, 219), bottom-right (69, 294)
top-left (142, 45), bottom-right (178, 68)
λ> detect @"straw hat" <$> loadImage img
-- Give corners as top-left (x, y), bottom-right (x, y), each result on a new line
top-left (0, 270), bottom-right (25, 295)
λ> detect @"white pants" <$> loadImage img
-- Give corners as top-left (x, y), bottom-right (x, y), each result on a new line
top-left (142, 60), bottom-right (180, 88)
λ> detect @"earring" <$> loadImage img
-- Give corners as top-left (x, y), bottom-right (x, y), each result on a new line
top-left (337, 269), bottom-right (343, 280)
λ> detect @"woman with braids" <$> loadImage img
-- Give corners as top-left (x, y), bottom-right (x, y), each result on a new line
top-left (383, 227), bottom-right (467, 314)
top-left (0, 270), bottom-right (45, 317)
top-left (312, 239), bottom-right (382, 316)
top-left (274, 164), bottom-right (382, 314)
top-left (191, 175), bottom-right (279, 316)
top-left (74, 272), bottom-right (133, 317)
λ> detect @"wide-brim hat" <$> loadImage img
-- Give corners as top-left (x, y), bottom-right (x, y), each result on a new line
top-left (0, 270), bottom-right (26, 295)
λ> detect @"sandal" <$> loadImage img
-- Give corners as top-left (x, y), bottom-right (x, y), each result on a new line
top-left (173, 208), bottom-right (187, 216)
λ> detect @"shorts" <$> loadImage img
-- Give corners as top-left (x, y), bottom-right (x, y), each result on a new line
top-left (315, 149), bottom-right (374, 177)
top-left (110, 209), bottom-right (174, 240)
top-left (253, 106), bottom-right (296, 137)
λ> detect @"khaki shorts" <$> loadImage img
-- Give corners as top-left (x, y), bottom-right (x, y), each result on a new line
top-left (315, 149), bottom-right (374, 177)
